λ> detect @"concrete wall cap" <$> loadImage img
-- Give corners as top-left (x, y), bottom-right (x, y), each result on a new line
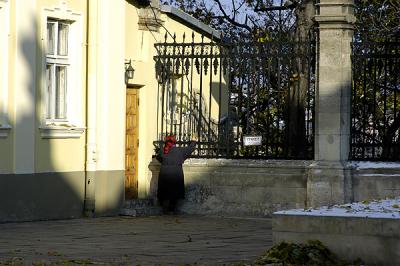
top-left (308, 160), bottom-right (352, 169)
top-left (316, 1), bottom-right (355, 7)
top-left (185, 158), bottom-right (311, 168)
top-left (160, 5), bottom-right (221, 40)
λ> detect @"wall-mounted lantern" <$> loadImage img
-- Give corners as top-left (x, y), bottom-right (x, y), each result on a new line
top-left (125, 59), bottom-right (135, 83)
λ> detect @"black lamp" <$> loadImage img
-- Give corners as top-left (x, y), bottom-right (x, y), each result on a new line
top-left (125, 59), bottom-right (135, 81)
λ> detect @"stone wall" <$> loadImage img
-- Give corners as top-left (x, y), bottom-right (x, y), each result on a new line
top-left (148, 159), bottom-right (400, 217)
top-left (150, 159), bottom-right (309, 216)
top-left (351, 163), bottom-right (400, 202)
top-left (273, 214), bottom-right (400, 265)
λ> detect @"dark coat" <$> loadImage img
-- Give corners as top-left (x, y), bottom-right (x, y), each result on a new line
top-left (157, 141), bottom-right (196, 203)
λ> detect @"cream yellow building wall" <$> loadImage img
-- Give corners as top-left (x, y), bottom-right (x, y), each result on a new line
top-left (125, 2), bottom-right (158, 197)
top-left (9, 0), bottom-right (38, 174)
top-left (2, 0), bottom-right (223, 202)
top-left (88, 0), bottom-right (126, 215)
top-left (125, 3), bottom-right (226, 198)
top-left (0, 0), bottom-right (89, 221)
top-left (94, 0), bottom-right (126, 172)
top-left (0, 0), bottom-right (13, 174)
top-left (35, 0), bottom-right (87, 173)
top-left (0, 0), bottom-right (127, 221)
top-left (6, 0), bottom-right (125, 173)
top-left (2, 0), bottom-right (126, 173)
top-left (0, 0), bottom-right (88, 173)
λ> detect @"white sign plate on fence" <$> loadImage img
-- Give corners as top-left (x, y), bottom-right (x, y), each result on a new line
top-left (243, 136), bottom-right (262, 146)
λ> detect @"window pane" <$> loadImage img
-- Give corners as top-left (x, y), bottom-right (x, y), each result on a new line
top-left (47, 22), bottom-right (55, 55)
top-left (55, 66), bottom-right (67, 119)
top-left (46, 64), bottom-right (53, 119)
top-left (58, 23), bottom-right (69, 56)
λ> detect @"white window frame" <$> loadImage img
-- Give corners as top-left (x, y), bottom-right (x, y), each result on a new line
top-left (40, 3), bottom-right (85, 138)
top-left (46, 19), bottom-right (70, 121)
top-left (0, 0), bottom-right (11, 138)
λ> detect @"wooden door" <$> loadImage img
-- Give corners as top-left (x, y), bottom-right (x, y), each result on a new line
top-left (125, 87), bottom-right (139, 199)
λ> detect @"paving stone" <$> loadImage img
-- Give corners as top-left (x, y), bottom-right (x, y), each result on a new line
top-left (0, 215), bottom-right (272, 265)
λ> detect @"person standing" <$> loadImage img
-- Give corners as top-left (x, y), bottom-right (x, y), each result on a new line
top-left (156, 135), bottom-right (197, 214)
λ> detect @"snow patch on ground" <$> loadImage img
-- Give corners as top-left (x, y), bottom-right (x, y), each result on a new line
top-left (351, 161), bottom-right (400, 169)
top-left (275, 197), bottom-right (400, 219)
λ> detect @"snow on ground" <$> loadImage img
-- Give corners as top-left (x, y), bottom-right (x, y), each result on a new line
top-left (275, 197), bottom-right (400, 219)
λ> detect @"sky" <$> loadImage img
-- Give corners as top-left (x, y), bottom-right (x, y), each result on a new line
top-left (203, 0), bottom-right (292, 26)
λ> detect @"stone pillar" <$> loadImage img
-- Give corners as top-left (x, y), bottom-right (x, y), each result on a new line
top-left (307, 0), bottom-right (355, 207)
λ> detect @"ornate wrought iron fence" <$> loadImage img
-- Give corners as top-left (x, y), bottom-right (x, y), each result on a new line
top-left (154, 33), bottom-right (315, 159)
top-left (351, 41), bottom-right (400, 160)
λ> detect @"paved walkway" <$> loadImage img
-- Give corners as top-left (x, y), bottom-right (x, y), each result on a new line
top-left (0, 215), bottom-right (272, 265)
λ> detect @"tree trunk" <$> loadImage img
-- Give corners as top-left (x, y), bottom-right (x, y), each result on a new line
top-left (287, 0), bottom-right (315, 158)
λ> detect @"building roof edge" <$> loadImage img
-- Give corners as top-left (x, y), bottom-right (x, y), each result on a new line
top-left (160, 5), bottom-right (221, 40)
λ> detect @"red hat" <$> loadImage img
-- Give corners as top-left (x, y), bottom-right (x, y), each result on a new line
top-left (165, 135), bottom-right (176, 144)
top-left (163, 135), bottom-right (176, 154)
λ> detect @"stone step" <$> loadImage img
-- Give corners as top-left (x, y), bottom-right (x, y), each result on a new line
top-left (124, 198), bottom-right (155, 209)
top-left (119, 206), bottom-right (163, 217)
top-left (120, 198), bottom-right (163, 217)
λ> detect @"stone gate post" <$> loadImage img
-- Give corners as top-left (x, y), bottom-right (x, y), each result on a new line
top-left (307, 0), bottom-right (356, 207)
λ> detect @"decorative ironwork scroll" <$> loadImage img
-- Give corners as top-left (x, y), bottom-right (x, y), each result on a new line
top-left (154, 33), bottom-right (315, 159)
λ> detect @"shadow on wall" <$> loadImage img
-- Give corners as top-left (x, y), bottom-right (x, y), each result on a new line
top-left (0, 13), bottom-right (123, 222)
top-left (148, 157), bottom-right (309, 217)
top-left (0, 14), bottom-right (84, 222)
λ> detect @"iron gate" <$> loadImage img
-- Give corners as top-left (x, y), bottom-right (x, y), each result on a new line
top-left (351, 41), bottom-right (400, 161)
top-left (154, 33), bottom-right (315, 159)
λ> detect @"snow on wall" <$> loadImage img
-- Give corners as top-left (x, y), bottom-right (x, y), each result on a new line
top-left (351, 161), bottom-right (400, 169)
top-left (275, 197), bottom-right (400, 219)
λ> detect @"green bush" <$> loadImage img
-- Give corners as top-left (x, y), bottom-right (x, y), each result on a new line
top-left (254, 240), bottom-right (363, 266)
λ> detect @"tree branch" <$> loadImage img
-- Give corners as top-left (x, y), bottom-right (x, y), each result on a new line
top-left (213, 0), bottom-right (252, 32)
top-left (254, 4), bottom-right (296, 12)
